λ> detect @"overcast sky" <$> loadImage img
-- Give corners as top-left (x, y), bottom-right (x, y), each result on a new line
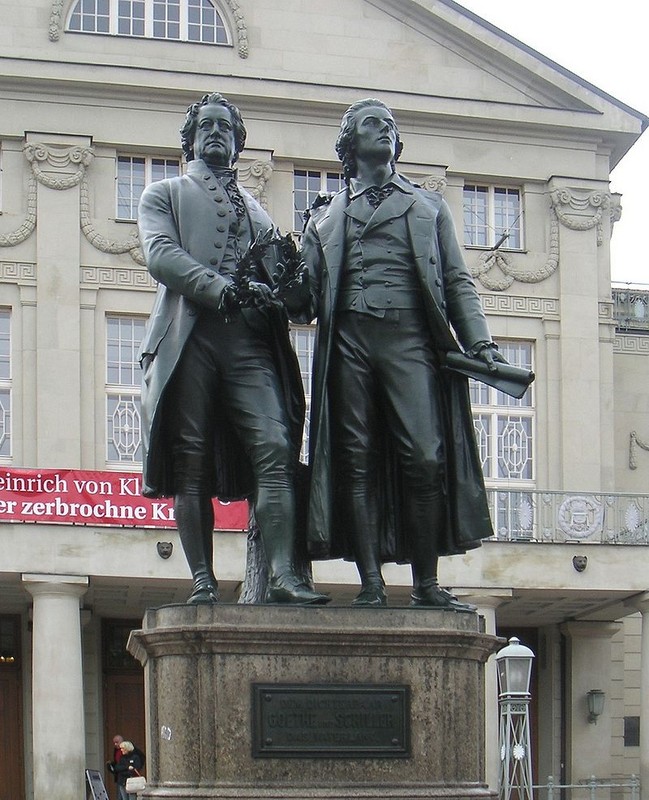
top-left (455, 0), bottom-right (648, 286)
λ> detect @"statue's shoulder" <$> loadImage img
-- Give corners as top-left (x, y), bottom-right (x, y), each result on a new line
top-left (302, 190), bottom-right (338, 227)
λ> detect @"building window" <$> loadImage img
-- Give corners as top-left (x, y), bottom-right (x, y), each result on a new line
top-left (116, 156), bottom-right (180, 221)
top-left (463, 184), bottom-right (522, 249)
top-left (289, 326), bottom-right (315, 462)
top-left (67, 0), bottom-right (230, 44)
top-left (106, 316), bottom-right (145, 466)
top-left (0, 310), bottom-right (11, 460)
top-left (470, 341), bottom-right (534, 540)
top-left (624, 716), bottom-right (640, 747)
top-left (293, 169), bottom-right (344, 233)
top-left (471, 340), bottom-right (534, 483)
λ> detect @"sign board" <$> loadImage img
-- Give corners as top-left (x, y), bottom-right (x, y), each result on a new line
top-left (85, 769), bottom-right (110, 800)
top-left (252, 684), bottom-right (410, 758)
top-left (0, 467), bottom-right (248, 530)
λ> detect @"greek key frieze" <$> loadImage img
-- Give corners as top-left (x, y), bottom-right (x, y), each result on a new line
top-left (614, 334), bottom-right (649, 355)
top-left (480, 294), bottom-right (558, 318)
top-left (0, 261), bottom-right (36, 283)
top-left (80, 266), bottom-right (156, 290)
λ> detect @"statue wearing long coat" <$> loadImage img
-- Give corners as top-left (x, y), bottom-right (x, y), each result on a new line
top-left (301, 176), bottom-right (494, 563)
top-left (137, 159), bottom-right (305, 500)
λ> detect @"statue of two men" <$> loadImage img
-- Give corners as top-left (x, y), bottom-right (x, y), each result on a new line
top-left (138, 93), bottom-right (507, 607)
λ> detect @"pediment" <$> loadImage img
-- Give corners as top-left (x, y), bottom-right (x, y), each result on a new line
top-left (270, 0), bottom-right (646, 134)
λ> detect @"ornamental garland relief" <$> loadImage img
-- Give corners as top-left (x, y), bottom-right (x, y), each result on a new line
top-left (0, 143), bottom-right (275, 268)
top-left (468, 187), bottom-right (620, 292)
top-left (629, 431), bottom-right (649, 470)
top-left (47, 0), bottom-right (250, 58)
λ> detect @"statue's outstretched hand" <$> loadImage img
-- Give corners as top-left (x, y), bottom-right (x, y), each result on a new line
top-left (277, 264), bottom-right (310, 313)
top-left (245, 280), bottom-right (283, 309)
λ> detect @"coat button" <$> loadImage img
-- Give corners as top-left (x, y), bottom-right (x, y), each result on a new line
top-left (206, 272), bottom-right (215, 279)
top-left (209, 257), bottom-right (219, 265)
top-left (214, 242), bottom-right (223, 249)
top-left (215, 196), bottom-right (223, 203)
top-left (217, 209), bottom-right (227, 217)
top-left (435, 278), bottom-right (442, 287)
top-left (216, 225), bottom-right (226, 232)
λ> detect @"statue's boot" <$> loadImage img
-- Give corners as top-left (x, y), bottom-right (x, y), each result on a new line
top-left (347, 489), bottom-right (386, 607)
top-left (408, 493), bottom-right (475, 612)
top-left (257, 485), bottom-right (330, 605)
top-left (174, 493), bottom-right (220, 604)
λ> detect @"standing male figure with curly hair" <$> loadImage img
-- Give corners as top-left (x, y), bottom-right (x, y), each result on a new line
top-left (138, 92), bottom-right (328, 606)
top-left (300, 99), bottom-right (506, 608)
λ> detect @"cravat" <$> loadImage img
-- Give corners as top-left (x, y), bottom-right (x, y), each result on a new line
top-left (223, 175), bottom-right (247, 220)
top-left (365, 184), bottom-right (395, 209)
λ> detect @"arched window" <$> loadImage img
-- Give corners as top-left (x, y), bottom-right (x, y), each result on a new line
top-left (67, 0), bottom-right (230, 45)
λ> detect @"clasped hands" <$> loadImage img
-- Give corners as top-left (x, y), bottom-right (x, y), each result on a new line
top-left (221, 265), bottom-right (310, 315)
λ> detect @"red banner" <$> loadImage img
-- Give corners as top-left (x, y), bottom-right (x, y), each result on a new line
top-left (0, 468), bottom-right (248, 530)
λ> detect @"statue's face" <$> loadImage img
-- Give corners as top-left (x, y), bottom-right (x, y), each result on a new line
top-left (193, 103), bottom-right (236, 167)
top-left (352, 105), bottom-right (397, 166)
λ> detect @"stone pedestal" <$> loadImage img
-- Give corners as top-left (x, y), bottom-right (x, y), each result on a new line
top-left (128, 605), bottom-right (500, 800)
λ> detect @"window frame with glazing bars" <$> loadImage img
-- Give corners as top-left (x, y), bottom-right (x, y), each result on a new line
top-left (105, 315), bottom-right (146, 468)
top-left (67, 0), bottom-right (231, 45)
top-left (293, 168), bottom-right (345, 236)
top-left (115, 155), bottom-right (181, 221)
top-left (463, 183), bottom-right (523, 250)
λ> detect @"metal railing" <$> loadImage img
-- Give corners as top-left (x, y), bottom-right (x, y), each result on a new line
top-left (486, 489), bottom-right (649, 544)
top-left (533, 775), bottom-right (640, 800)
top-left (612, 286), bottom-right (649, 332)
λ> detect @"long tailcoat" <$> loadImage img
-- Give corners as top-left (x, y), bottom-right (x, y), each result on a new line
top-left (137, 159), bottom-right (304, 499)
top-left (301, 174), bottom-right (494, 561)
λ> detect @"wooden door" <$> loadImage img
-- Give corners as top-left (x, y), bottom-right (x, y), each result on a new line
top-left (102, 620), bottom-right (145, 800)
top-left (0, 615), bottom-right (24, 800)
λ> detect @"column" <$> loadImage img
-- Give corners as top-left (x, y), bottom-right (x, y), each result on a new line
top-left (23, 573), bottom-right (89, 800)
top-left (560, 620), bottom-right (622, 783)
top-left (626, 593), bottom-right (649, 800)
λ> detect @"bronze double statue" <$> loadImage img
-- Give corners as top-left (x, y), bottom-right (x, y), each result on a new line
top-left (138, 93), bottom-right (532, 607)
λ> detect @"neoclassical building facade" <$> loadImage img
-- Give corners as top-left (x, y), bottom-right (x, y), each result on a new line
top-left (0, 1), bottom-right (648, 799)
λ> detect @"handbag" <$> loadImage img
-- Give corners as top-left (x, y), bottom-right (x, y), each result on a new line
top-left (125, 768), bottom-right (146, 792)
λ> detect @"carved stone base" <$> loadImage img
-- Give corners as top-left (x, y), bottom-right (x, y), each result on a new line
top-left (128, 605), bottom-right (500, 800)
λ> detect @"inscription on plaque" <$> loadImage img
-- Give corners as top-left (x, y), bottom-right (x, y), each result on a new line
top-left (252, 684), bottom-right (410, 758)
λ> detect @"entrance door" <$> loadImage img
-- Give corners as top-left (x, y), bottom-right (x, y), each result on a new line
top-left (0, 615), bottom-right (24, 800)
top-left (102, 620), bottom-right (145, 800)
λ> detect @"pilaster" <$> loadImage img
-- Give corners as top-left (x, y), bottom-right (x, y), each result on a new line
top-left (560, 620), bottom-right (622, 783)
top-left (625, 593), bottom-right (649, 800)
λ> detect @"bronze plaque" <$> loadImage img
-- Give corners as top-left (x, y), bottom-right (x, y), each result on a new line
top-left (252, 684), bottom-right (410, 758)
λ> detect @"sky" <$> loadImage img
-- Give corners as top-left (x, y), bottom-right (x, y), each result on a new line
top-left (455, 0), bottom-right (648, 286)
